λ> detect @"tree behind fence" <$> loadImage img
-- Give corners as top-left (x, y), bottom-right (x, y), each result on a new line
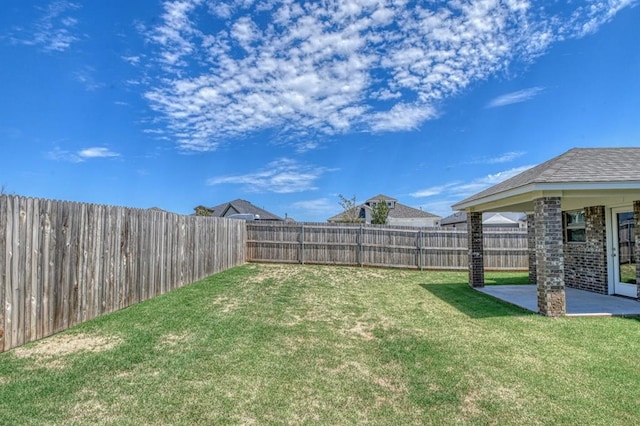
top-left (0, 195), bottom-right (246, 353)
top-left (246, 222), bottom-right (528, 270)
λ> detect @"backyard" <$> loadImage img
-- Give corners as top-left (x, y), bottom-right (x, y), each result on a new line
top-left (0, 264), bottom-right (638, 425)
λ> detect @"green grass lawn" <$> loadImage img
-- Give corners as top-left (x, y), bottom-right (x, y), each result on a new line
top-left (1, 264), bottom-right (639, 425)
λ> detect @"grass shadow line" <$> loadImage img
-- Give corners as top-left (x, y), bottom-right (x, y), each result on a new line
top-left (419, 283), bottom-right (534, 319)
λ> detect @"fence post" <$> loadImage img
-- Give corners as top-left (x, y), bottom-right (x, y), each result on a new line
top-left (358, 224), bottom-right (364, 267)
top-left (417, 229), bottom-right (422, 270)
top-left (299, 224), bottom-right (305, 265)
top-left (0, 195), bottom-right (6, 353)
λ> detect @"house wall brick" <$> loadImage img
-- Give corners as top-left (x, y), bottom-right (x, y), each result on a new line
top-left (534, 197), bottom-right (566, 316)
top-left (563, 205), bottom-right (608, 294)
top-left (635, 201), bottom-right (640, 298)
top-left (467, 212), bottom-right (484, 288)
top-left (527, 213), bottom-right (537, 284)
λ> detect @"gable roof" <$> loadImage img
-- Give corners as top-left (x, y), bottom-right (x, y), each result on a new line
top-left (453, 148), bottom-right (640, 211)
top-left (326, 207), bottom-right (365, 223)
top-left (440, 211), bottom-right (467, 226)
top-left (327, 195), bottom-right (440, 222)
top-left (388, 203), bottom-right (439, 219)
top-left (204, 199), bottom-right (283, 220)
top-left (482, 212), bottom-right (524, 225)
top-left (365, 194), bottom-right (397, 203)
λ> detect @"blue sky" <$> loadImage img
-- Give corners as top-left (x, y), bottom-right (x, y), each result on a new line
top-left (1, 0), bottom-right (639, 221)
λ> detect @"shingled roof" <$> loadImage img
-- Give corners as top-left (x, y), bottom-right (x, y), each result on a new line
top-left (327, 195), bottom-right (439, 222)
top-left (453, 148), bottom-right (640, 211)
top-left (200, 199), bottom-right (283, 221)
top-left (388, 203), bottom-right (440, 219)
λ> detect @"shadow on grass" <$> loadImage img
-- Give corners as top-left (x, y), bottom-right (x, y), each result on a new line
top-left (485, 275), bottom-right (531, 285)
top-left (420, 283), bottom-right (534, 319)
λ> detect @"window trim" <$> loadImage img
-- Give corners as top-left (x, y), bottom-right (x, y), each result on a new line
top-left (564, 209), bottom-right (586, 243)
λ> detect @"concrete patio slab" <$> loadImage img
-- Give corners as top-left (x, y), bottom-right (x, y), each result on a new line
top-left (476, 285), bottom-right (640, 316)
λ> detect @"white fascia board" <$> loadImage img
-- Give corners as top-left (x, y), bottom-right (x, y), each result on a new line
top-left (452, 181), bottom-right (640, 212)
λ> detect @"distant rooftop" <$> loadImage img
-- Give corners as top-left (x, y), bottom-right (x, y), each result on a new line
top-left (200, 199), bottom-right (283, 221)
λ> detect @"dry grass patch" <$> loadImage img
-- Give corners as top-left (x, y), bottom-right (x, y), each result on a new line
top-left (211, 295), bottom-right (243, 313)
top-left (12, 333), bottom-right (122, 369)
top-left (244, 263), bottom-right (300, 284)
top-left (155, 332), bottom-right (193, 354)
top-left (2, 265), bottom-right (639, 425)
top-left (345, 320), bottom-right (377, 340)
top-left (70, 389), bottom-right (110, 424)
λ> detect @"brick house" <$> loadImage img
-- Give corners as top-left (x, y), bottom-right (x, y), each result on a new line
top-left (452, 148), bottom-right (640, 317)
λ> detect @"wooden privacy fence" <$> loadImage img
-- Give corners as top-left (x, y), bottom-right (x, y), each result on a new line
top-left (0, 195), bottom-right (246, 353)
top-left (246, 222), bottom-right (528, 271)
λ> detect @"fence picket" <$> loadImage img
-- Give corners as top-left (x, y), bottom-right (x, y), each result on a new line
top-left (1, 194), bottom-right (530, 354)
top-left (247, 222), bottom-right (528, 271)
top-left (0, 195), bottom-right (245, 353)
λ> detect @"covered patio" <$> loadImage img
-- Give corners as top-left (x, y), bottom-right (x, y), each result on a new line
top-left (452, 148), bottom-right (640, 317)
top-left (477, 285), bottom-right (640, 316)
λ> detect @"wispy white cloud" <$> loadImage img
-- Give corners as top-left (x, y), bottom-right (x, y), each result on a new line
top-left (417, 198), bottom-right (462, 218)
top-left (468, 151), bottom-right (527, 164)
top-left (411, 165), bottom-right (535, 201)
top-left (411, 153), bottom-right (528, 199)
top-left (571, 0), bottom-right (637, 37)
top-left (140, 0), bottom-right (635, 151)
top-left (295, 140), bottom-right (320, 154)
top-left (410, 182), bottom-right (462, 199)
top-left (7, 1), bottom-right (82, 52)
top-left (486, 151), bottom-right (526, 164)
top-left (290, 197), bottom-right (337, 218)
top-left (78, 147), bottom-right (120, 159)
top-left (73, 66), bottom-right (104, 91)
top-left (122, 55), bottom-right (141, 65)
top-left (486, 87), bottom-right (544, 108)
top-left (206, 158), bottom-right (337, 193)
top-left (47, 146), bottom-right (120, 162)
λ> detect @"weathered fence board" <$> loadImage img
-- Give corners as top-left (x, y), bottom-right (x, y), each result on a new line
top-left (247, 222), bottom-right (528, 271)
top-left (0, 195), bottom-right (246, 353)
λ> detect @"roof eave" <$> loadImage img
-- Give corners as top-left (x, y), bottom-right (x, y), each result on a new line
top-left (452, 181), bottom-right (640, 212)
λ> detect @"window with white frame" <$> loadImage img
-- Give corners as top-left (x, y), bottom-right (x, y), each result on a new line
top-left (564, 210), bottom-right (586, 243)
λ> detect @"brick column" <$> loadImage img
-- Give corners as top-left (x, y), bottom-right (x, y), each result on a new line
top-left (467, 212), bottom-right (484, 288)
top-left (527, 213), bottom-right (537, 284)
top-left (586, 206), bottom-right (607, 292)
top-left (634, 201), bottom-right (640, 299)
top-left (534, 197), bottom-right (566, 316)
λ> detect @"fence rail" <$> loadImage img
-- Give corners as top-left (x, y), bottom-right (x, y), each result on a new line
top-left (1, 196), bottom-right (529, 353)
top-left (246, 222), bottom-right (528, 271)
top-left (0, 195), bottom-right (246, 353)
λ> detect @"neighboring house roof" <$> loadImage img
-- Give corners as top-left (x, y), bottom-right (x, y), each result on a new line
top-left (327, 195), bottom-right (440, 222)
top-left (365, 194), bottom-right (397, 203)
top-left (388, 203), bottom-right (440, 219)
top-left (483, 213), bottom-right (523, 226)
top-left (365, 194), bottom-right (439, 219)
top-left (441, 211), bottom-right (526, 226)
top-left (326, 208), bottom-right (364, 223)
top-left (199, 199), bottom-right (283, 220)
top-left (452, 148), bottom-right (640, 211)
top-left (440, 211), bottom-right (466, 226)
